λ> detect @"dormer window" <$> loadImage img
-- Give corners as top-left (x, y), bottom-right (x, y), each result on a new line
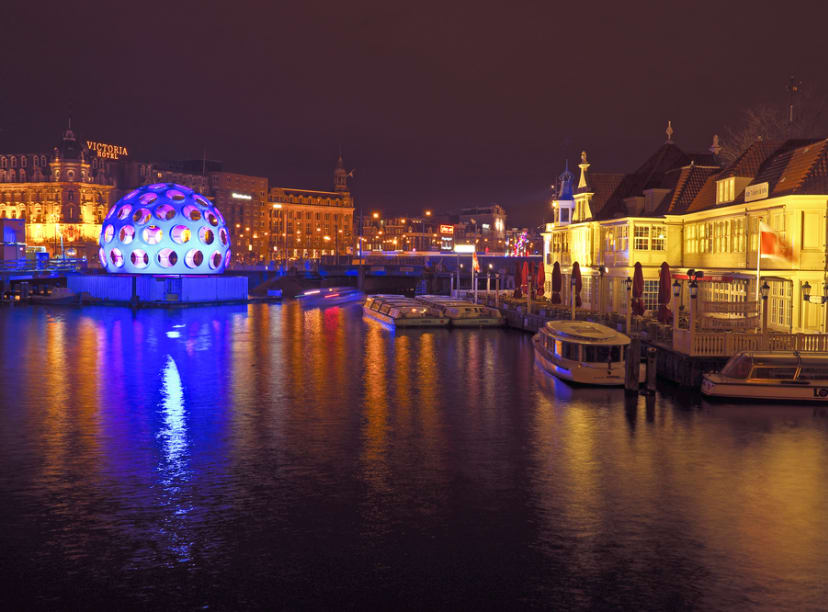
top-left (716, 177), bottom-right (735, 204)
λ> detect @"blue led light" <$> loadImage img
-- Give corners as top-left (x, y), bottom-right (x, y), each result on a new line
top-left (99, 183), bottom-right (231, 274)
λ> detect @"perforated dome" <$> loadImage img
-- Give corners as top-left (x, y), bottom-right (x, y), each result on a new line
top-left (99, 184), bottom-right (231, 274)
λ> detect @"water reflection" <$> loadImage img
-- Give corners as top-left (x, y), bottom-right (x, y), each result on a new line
top-left (0, 302), bottom-right (827, 609)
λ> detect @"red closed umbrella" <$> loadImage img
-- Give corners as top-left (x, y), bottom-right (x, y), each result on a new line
top-left (551, 262), bottom-right (562, 304)
top-left (657, 261), bottom-right (672, 323)
top-left (535, 260), bottom-right (545, 297)
top-left (632, 261), bottom-right (645, 315)
top-left (572, 261), bottom-right (582, 307)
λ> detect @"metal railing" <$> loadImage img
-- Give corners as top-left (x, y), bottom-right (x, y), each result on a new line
top-left (0, 258), bottom-right (88, 273)
top-left (672, 329), bottom-right (828, 356)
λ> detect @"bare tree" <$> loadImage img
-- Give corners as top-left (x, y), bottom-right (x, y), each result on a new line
top-left (721, 79), bottom-right (828, 164)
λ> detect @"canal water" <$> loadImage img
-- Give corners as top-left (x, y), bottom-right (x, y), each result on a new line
top-left (1, 302), bottom-right (827, 610)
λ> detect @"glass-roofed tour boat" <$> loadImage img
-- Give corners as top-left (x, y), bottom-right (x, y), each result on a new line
top-left (533, 320), bottom-right (642, 386)
top-left (701, 351), bottom-right (828, 402)
top-left (363, 294), bottom-right (449, 328)
top-left (414, 295), bottom-right (504, 327)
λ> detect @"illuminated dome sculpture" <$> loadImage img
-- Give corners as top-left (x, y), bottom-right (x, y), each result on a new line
top-left (98, 184), bottom-right (231, 274)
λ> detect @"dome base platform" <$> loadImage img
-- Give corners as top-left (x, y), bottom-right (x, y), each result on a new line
top-left (68, 273), bottom-right (248, 306)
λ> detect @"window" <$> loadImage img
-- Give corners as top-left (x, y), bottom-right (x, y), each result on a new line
top-left (618, 225), bottom-right (628, 251)
top-left (769, 280), bottom-right (792, 329)
top-left (651, 225), bottom-right (665, 250)
top-left (643, 280), bottom-right (659, 312)
top-left (634, 225), bottom-right (650, 250)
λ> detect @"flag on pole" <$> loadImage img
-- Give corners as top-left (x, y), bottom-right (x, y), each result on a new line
top-left (472, 251), bottom-right (480, 273)
top-left (759, 222), bottom-right (794, 262)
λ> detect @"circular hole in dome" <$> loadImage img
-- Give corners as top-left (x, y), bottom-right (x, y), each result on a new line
top-left (209, 251), bottom-right (223, 270)
top-left (125, 189), bottom-right (139, 200)
top-left (109, 248), bottom-right (124, 268)
top-left (155, 204), bottom-right (175, 221)
top-left (166, 189), bottom-right (186, 201)
top-left (171, 225), bottom-right (191, 244)
top-left (205, 211), bottom-right (219, 227)
top-left (149, 183), bottom-right (167, 191)
top-left (119, 225), bottom-right (135, 244)
top-left (133, 208), bottom-right (151, 224)
top-left (117, 205), bottom-right (133, 220)
top-left (182, 205), bottom-right (201, 221)
top-left (106, 205), bottom-right (118, 218)
top-left (103, 224), bottom-right (115, 243)
top-left (194, 196), bottom-right (211, 207)
top-left (224, 250), bottom-right (232, 268)
top-left (199, 227), bottom-right (214, 245)
top-left (219, 228), bottom-right (228, 245)
top-left (158, 248), bottom-right (178, 268)
top-left (143, 225), bottom-right (163, 245)
top-left (139, 192), bottom-right (158, 206)
top-left (185, 249), bottom-right (204, 268)
top-left (213, 208), bottom-right (225, 223)
top-left (130, 249), bottom-right (149, 269)
top-left (98, 247), bottom-right (107, 267)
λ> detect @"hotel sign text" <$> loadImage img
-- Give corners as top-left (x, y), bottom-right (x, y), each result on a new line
top-left (744, 182), bottom-right (768, 203)
top-left (86, 141), bottom-right (129, 160)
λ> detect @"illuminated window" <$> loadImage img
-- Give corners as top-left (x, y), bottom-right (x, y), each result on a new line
top-left (633, 225), bottom-right (649, 250)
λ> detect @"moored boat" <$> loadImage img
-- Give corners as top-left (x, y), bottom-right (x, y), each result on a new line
top-left (701, 351), bottom-right (828, 402)
top-left (532, 319), bottom-right (641, 386)
top-left (414, 295), bottom-right (504, 327)
top-left (363, 294), bottom-right (449, 327)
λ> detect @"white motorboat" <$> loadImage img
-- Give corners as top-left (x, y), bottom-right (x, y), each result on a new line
top-left (414, 295), bottom-right (504, 327)
top-left (363, 295), bottom-right (449, 328)
top-left (296, 286), bottom-right (363, 306)
top-left (532, 320), bottom-right (642, 386)
top-left (701, 351), bottom-right (828, 402)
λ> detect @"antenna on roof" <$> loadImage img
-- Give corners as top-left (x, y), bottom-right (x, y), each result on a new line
top-left (787, 75), bottom-right (802, 130)
top-left (709, 134), bottom-right (722, 156)
top-left (665, 120), bottom-right (674, 144)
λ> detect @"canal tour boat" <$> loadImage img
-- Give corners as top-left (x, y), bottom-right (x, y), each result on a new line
top-left (414, 295), bottom-right (504, 327)
top-left (532, 320), bottom-right (642, 386)
top-left (363, 294), bottom-right (450, 328)
top-left (701, 351), bottom-right (828, 402)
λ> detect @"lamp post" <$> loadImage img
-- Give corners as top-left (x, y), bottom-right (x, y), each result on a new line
top-left (598, 265), bottom-right (606, 317)
top-left (689, 279), bottom-right (699, 352)
top-left (624, 276), bottom-right (632, 333)
top-left (672, 279), bottom-right (681, 336)
top-left (760, 280), bottom-right (770, 348)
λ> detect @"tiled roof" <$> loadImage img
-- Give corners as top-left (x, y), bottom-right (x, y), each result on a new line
top-left (718, 140), bottom-right (783, 178)
top-left (596, 143), bottom-right (717, 220)
top-left (658, 164), bottom-right (720, 214)
top-left (585, 172), bottom-right (624, 218)
top-left (684, 173), bottom-right (719, 213)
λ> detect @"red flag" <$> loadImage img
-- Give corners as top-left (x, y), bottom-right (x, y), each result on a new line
top-left (760, 222), bottom-right (794, 262)
top-left (472, 251), bottom-right (480, 273)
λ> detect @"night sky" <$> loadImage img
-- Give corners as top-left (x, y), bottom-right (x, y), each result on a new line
top-left (1, 1), bottom-right (825, 225)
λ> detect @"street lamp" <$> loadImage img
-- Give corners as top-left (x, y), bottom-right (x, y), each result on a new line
top-left (760, 280), bottom-right (770, 346)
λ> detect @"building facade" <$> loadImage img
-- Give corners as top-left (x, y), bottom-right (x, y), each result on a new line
top-left (269, 155), bottom-right (355, 262)
top-left (542, 127), bottom-right (828, 333)
top-left (0, 123), bottom-right (115, 258)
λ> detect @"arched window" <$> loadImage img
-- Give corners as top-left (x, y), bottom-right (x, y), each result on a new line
top-left (0, 157), bottom-right (7, 169)
top-left (68, 190), bottom-right (74, 202)
top-left (8, 169), bottom-right (15, 182)
top-left (10, 157), bottom-right (17, 168)
top-left (40, 156), bottom-right (46, 167)
top-left (33, 156), bottom-right (39, 167)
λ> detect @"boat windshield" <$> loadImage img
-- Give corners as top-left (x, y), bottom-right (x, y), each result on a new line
top-left (583, 345), bottom-right (623, 363)
top-left (720, 354), bottom-right (752, 379)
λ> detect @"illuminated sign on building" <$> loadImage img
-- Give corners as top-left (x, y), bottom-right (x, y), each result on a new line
top-left (744, 182), bottom-right (769, 203)
top-left (232, 192), bottom-right (252, 200)
top-left (440, 224), bottom-right (454, 235)
top-left (86, 141), bottom-right (129, 160)
top-left (454, 244), bottom-right (476, 253)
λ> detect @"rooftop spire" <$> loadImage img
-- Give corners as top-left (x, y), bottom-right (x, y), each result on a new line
top-left (665, 120), bottom-right (674, 144)
top-left (577, 150), bottom-right (591, 192)
top-left (709, 134), bottom-right (722, 156)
